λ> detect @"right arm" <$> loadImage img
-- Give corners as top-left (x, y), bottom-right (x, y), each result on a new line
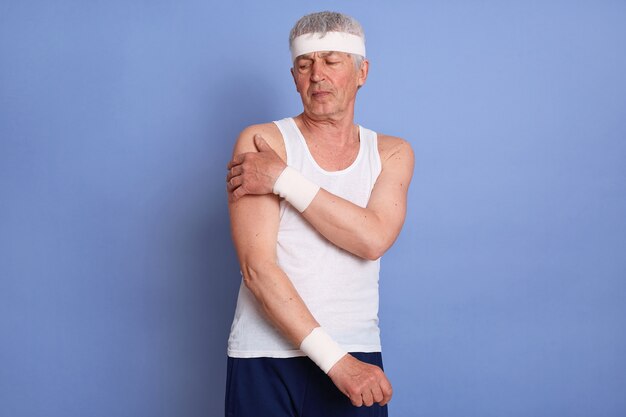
top-left (228, 125), bottom-right (393, 407)
top-left (229, 125), bottom-right (319, 348)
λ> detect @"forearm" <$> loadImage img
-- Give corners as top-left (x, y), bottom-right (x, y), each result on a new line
top-left (272, 167), bottom-right (406, 260)
top-left (240, 257), bottom-right (319, 347)
top-left (301, 189), bottom-right (396, 260)
top-left (269, 149), bottom-right (410, 260)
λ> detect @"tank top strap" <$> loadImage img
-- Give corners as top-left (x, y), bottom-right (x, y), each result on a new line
top-left (273, 118), bottom-right (302, 167)
top-left (358, 125), bottom-right (382, 178)
top-left (274, 118), bottom-right (381, 174)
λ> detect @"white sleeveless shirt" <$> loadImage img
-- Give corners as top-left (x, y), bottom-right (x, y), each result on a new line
top-left (227, 117), bottom-right (383, 358)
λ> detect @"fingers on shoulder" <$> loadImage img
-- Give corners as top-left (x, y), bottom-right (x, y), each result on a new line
top-left (234, 123), bottom-right (283, 155)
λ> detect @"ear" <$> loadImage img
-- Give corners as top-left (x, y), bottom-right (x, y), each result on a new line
top-left (290, 67), bottom-right (300, 92)
top-left (357, 59), bottom-right (369, 88)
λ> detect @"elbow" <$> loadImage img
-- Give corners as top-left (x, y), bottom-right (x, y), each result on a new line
top-left (361, 240), bottom-right (388, 261)
top-left (360, 228), bottom-right (400, 260)
top-left (362, 248), bottom-right (385, 261)
top-left (356, 214), bottom-right (397, 260)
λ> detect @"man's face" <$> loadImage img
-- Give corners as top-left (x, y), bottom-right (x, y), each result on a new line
top-left (291, 51), bottom-right (368, 119)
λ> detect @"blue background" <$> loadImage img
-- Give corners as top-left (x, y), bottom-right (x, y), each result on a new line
top-left (1, 1), bottom-right (625, 416)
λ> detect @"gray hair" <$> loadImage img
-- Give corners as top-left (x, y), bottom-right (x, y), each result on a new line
top-left (289, 11), bottom-right (366, 69)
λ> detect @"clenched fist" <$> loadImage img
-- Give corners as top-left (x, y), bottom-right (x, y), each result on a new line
top-left (327, 354), bottom-right (393, 407)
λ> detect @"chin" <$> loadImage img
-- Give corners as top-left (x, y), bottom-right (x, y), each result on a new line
top-left (305, 105), bottom-right (338, 118)
top-left (307, 110), bottom-right (336, 120)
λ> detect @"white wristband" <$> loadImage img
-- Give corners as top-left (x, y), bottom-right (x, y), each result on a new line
top-left (272, 166), bottom-right (320, 212)
top-left (300, 327), bottom-right (347, 374)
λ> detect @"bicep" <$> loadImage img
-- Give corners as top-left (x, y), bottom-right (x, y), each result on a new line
top-left (366, 141), bottom-right (415, 234)
top-left (229, 193), bottom-right (280, 266)
top-left (228, 128), bottom-right (281, 265)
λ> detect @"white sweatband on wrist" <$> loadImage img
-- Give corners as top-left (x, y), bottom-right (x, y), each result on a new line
top-left (290, 31), bottom-right (366, 62)
top-left (272, 166), bottom-right (320, 212)
top-left (300, 327), bottom-right (347, 374)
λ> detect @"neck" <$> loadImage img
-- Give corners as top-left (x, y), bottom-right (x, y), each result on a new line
top-left (297, 108), bottom-right (357, 146)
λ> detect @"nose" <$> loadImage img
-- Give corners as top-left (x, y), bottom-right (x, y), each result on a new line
top-left (310, 59), bottom-right (325, 82)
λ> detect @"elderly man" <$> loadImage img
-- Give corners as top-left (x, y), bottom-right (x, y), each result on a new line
top-left (225, 11), bottom-right (414, 417)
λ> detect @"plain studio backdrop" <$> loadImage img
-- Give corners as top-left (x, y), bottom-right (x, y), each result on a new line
top-left (1, 1), bottom-right (625, 416)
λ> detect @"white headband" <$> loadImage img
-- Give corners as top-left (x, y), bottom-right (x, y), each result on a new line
top-left (290, 31), bottom-right (366, 62)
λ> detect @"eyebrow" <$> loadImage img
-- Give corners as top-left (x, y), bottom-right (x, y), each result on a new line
top-left (296, 51), bottom-right (342, 61)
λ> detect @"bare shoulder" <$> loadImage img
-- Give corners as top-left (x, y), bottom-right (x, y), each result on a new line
top-left (234, 122), bottom-right (286, 161)
top-left (376, 133), bottom-right (414, 165)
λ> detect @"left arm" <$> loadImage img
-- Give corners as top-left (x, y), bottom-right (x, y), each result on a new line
top-left (227, 134), bottom-right (414, 260)
top-left (300, 138), bottom-right (413, 260)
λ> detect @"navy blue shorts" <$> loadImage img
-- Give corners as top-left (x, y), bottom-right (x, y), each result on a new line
top-left (225, 352), bottom-right (389, 417)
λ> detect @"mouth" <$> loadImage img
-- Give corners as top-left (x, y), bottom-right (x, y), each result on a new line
top-left (311, 90), bottom-right (331, 99)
